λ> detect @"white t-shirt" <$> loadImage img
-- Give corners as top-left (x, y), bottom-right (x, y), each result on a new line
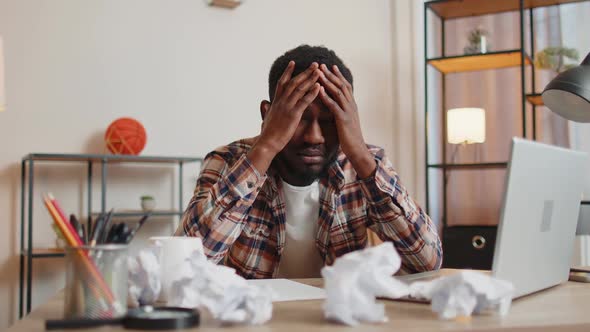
top-left (276, 180), bottom-right (324, 278)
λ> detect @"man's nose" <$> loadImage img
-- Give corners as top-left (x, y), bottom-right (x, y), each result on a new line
top-left (303, 120), bottom-right (325, 145)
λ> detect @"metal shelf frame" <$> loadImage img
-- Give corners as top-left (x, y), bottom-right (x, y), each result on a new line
top-left (424, 0), bottom-right (589, 268)
top-left (424, 0), bottom-right (538, 229)
top-left (18, 153), bottom-right (202, 318)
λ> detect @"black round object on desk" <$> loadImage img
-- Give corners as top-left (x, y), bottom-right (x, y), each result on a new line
top-left (124, 307), bottom-right (200, 330)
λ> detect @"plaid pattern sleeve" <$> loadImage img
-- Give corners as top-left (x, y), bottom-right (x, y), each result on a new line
top-left (360, 147), bottom-right (443, 273)
top-left (175, 142), bottom-right (267, 263)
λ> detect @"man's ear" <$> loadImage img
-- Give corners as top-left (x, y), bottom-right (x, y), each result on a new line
top-left (260, 100), bottom-right (271, 120)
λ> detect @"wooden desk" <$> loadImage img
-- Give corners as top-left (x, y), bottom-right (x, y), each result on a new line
top-left (6, 279), bottom-right (590, 332)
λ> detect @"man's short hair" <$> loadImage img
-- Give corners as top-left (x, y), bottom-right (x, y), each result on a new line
top-left (268, 45), bottom-right (353, 101)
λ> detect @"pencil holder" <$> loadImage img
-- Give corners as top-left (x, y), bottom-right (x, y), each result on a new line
top-left (64, 244), bottom-right (128, 319)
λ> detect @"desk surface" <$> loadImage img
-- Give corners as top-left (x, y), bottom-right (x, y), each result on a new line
top-left (6, 278), bottom-right (590, 332)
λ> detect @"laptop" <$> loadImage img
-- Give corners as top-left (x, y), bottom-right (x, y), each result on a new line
top-left (400, 138), bottom-right (588, 299)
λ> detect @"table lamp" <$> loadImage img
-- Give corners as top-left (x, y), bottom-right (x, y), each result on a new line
top-left (445, 108), bottom-right (485, 186)
top-left (542, 51), bottom-right (590, 282)
top-left (0, 36), bottom-right (5, 112)
top-left (542, 52), bottom-right (590, 122)
top-left (447, 107), bottom-right (486, 145)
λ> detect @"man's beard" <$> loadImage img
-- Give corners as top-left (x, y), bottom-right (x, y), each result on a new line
top-left (276, 149), bottom-right (339, 184)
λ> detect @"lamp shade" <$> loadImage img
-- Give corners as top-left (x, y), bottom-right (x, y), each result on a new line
top-left (447, 108), bottom-right (486, 144)
top-left (0, 36), bottom-right (5, 112)
top-left (542, 52), bottom-right (590, 122)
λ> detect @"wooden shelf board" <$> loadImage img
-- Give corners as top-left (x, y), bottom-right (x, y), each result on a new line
top-left (526, 93), bottom-right (545, 106)
top-left (428, 50), bottom-right (532, 74)
top-left (208, 0), bottom-right (241, 9)
top-left (427, 0), bottom-right (587, 20)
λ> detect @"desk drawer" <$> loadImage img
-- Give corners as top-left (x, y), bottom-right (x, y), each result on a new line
top-left (442, 226), bottom-right (497, 269)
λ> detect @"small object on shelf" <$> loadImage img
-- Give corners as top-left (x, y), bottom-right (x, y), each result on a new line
top-left (105, 117), bottom-right (147, 155)
top-left (535, 46), bottom-right (579, 74)
top-left (207, 0), bottom-right (242, 9)
top-left (140, 195), bottom-right (156, 212)
top-left (463, 27), bottom-right (491, 55)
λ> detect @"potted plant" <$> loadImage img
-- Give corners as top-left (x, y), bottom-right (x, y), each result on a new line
top-left (141, 195), bottom-right (156, 212)
top-left (535, 47), bottom-right (579, 74)
top-left (464, 27), bottom-right (491, 55)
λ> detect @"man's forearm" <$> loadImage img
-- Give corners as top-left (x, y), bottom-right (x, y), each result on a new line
top-left (176, 154), bottom-right (266, 262)
top-left (360, 152), bottom-right (443, 271)
top-left (246, 141), bottom-right (278, 176)
top-left (347, 145), bottom-right (377, 179)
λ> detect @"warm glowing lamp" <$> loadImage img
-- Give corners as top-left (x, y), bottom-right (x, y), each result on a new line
top-left (447, 108), bottom-right (486, 144)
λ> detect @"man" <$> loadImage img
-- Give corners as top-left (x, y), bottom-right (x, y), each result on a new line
top-left (176, 45), bottom-right (442, 278)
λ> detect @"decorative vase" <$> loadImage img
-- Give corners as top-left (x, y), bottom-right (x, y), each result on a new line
top-left (141, 197), bottom-right (156, 212)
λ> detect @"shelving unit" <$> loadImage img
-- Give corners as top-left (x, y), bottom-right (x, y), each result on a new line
top-left (18, 153), bottom-right (202, 318)
top-left (423, 0), bottom-right (590, 270)
top-left (425, 0), bottom-right (590, 270)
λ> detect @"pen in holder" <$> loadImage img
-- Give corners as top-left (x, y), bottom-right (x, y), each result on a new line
top-left (64, 245), bottom-right (128, 319)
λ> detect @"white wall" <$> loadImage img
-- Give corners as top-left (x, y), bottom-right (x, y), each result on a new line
top-left (0, 0), bottom-right (416, 327)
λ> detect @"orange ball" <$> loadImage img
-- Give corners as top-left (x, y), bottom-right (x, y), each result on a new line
top-left (105, 117), bottom-right (147, 155)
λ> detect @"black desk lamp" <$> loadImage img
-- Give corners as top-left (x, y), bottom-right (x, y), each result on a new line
top-left (542, 51), bottom-right (590, 282)
top-left (542, 52), bottom-right (590, 122)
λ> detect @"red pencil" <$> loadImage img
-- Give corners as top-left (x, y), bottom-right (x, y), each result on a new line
top-left (47, 193), bottom-right (84, 245)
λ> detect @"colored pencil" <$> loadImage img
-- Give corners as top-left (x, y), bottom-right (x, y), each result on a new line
top-left (43, 194), bottom-right (116, 306)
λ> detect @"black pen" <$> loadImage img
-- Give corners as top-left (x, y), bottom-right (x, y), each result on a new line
top-left (98, 210), bottom-right (114, 244)
top-left (90, 210), bottom-right (113, 246)
top-left (106, 222), bottom-right (123, 244)
top-left (122, 214), bottom-right (150, 244)
top-left (69, 214), bottom-right (85, 244)
top-left (89, 213), bottom-right (104, 244)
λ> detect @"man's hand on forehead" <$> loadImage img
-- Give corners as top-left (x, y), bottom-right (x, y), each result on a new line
top-left (318, 64), bottom-right (376, 179)
top-left (247, 61), bottom-right (322, 175)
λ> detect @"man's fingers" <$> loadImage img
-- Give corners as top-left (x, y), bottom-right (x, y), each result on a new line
top-left (287, 69), bottom-right (321, 107)
top-left (293, 83), bottom-right (321, 113)
top-left (283, 62), bottom-right (319, 98)
top-left (319, 67), bottom-right (348, 105)
top-left (318, 86), bottom-right (343, 117)
top-left (320, 64), bottom-right (352, 102)
top-left (333, 65), bottom-right (353, 96)
top-left (274, 61), bottom-right (295, 100)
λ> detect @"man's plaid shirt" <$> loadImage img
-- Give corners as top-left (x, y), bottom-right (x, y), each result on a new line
top-left (176, 137), bottom-right (442, 278)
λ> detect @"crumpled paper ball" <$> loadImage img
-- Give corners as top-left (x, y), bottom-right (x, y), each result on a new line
top-left (321, 242), bottom-right (409, 326)
top-left (409, 270), bottom-right (514, 319)
top-left (166, 243), bottom-right (274, 325)
top-left (127, 246), bottom-right (162, 308)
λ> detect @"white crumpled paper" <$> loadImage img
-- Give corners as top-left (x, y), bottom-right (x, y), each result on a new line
top-left (127, 237), bottom-right (273, 325)
top-left (321, 242), bottom-right (409, 326)
top-left (167, 250), bottom-right (274, 325)
top-left (409, 270), bottom-right (514, 319)
top-left (127, 246), bottom-right (162, 308)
